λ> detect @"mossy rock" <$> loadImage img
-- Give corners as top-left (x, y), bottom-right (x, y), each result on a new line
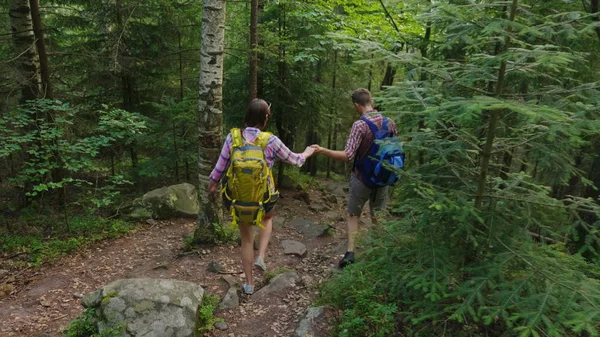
top-left (129, 183), bottom-right (200, 220)
top-left (82, 278), bottom-right (205, 337)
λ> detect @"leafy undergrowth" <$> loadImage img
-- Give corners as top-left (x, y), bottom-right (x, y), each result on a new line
top-left (1, 215), bottom-right (136, 267)
top-left (62, 308), bottom-right (121, 337)
top-left (319, 189), bottom-right (600, 337)
top-left (195, 294), bottom-right (223, 336)
top-left (280, 167), bottom-right (326, 191)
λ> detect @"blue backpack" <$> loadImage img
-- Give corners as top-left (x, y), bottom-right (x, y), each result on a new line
top-left (354, 116), bottom-right (405, 189)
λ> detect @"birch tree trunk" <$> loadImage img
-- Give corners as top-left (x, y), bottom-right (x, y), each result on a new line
top-left (195, 0), bottom-right (225, 242)
top-left (9, 0), bottom-right (42, 102)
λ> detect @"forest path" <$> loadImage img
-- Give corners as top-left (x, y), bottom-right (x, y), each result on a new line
top-left (0, 180), bottom-right (362, 337)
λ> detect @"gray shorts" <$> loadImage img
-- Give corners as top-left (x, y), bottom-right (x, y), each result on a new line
top-left (347, 175), bottom-right (389, 217)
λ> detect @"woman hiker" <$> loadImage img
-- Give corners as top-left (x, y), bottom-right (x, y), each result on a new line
top-left (208, 98), bottom-right (316, 294)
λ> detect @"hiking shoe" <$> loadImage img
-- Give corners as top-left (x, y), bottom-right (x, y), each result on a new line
top-left (254, 257), bottom-right (267, 271)
top-left (339, 252), bottom-right (355, 269)
top-left (242, 283), bottom-right (254, 295)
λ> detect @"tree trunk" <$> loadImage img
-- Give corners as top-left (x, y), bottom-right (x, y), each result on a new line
top-left (275, 2), bottom-right (287, 188)
top-left (249, 0), bottom-right (258, 99)
top-left (256, 0), bottom-right (265, 98)
top-left (327, 50), bottom-right (338, 178)
top-left (333, 122), bottom-right (340, 173)
top-left (180, 31), bottom-right (190, 180)
top-left (474, 0), bottom-right (519, 210)
top-left (173, 30), bottom-right (185, 181)
top-left (418, 17), bottom-right (432, 166)
top-left (30, 0), bottom-right (66, 210)
top-left (9, 0), bottom-right (41, 207)
top-left (591, 0), bottom-right (600, 41)
top-left (29, 0), bottom-right (52, 99)
top-left (367, 56), bottom-right (372, 91)
top-left (196, 0), bottom-right (226, 242)
top-left (380, 64), bottom-right (396, 90)
top-left (9, 0), bottom-right (42, 102)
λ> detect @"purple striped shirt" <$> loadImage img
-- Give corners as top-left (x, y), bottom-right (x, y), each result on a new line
top-left (209, 127), bottom-right (306, 184)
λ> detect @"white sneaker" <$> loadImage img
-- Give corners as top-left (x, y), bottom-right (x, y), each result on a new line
top-left (242, 283), bottom-right (254, 295)
top-left (254, 257), bottom-right (267, 271)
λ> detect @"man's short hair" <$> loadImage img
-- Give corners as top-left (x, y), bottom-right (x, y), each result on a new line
top-left (351, 88), bottom-right (372, 107)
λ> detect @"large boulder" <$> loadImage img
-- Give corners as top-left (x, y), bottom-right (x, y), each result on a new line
top-left (130, 183), bottom-right (200, 220)
top-left (281, 240), bottom-right (307, 257)
top-left (289, 218), bottom-right (331, 239)
top-left (218, 276), bottom-right (240, 310)
top-left (253, 272), bottom-right (300, 300)
top-left (82, 278), bottom-right (204, 337)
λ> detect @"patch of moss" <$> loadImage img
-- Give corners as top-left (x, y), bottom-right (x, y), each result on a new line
top-left (100, 291), bottom-right (119, 306)
top-left (133, 300), bottom-right (155, 313)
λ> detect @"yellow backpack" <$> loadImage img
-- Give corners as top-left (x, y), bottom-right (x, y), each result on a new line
top-left (222, 128), bottom-right (277, 229)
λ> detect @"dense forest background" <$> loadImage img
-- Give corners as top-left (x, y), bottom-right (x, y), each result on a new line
top-left (2, 0), bottom-right (600, 336)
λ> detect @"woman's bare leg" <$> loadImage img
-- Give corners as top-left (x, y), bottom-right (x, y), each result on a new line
top-left (239, 224), bottom-right (255, 286)
top-left (257, 209), bottom-right (275, 260)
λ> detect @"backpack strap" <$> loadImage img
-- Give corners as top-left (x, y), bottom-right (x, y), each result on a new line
top-left (360, 116), bottom-right (391, 136)
top-left (360, 116), bottom-right (380, 135)
top-left (256, 132), bottom-right (272, 150)
top-left (231, 128), bottom-right (243, 149)
top-left (382, 117), bottom-right (389, 131)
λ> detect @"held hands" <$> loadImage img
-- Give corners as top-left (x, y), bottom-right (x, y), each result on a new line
top-left (311, 144), bottom-right (325, 154)
top-left (208, 182), bottom-right (218, 193)
top-left (303, 145), bottom-right (316, 158)
top-left (304, 144), bottom-right (326, 158)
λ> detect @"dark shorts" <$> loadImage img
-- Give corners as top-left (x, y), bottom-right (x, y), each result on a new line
top-left (347, 175), bottom-right (388, 217)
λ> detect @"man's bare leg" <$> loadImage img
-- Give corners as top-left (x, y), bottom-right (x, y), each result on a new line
top-left (347, 214), bottom-right (360, 252)
top-left (339, 214), bottom-right (359, 268)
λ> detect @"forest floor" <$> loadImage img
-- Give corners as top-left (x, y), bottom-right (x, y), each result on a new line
top-left (0, 180), bottom-right (367, 337)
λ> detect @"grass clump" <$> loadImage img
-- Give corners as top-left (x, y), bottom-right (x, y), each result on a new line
top-left (1, 215), bottom-right (135, 267)
top-left (264, 267), bottom-right (293, 283)
top-left (62, 309), bottom-right (121, 337)
top-left (195, 294), bottom-right (224, 336)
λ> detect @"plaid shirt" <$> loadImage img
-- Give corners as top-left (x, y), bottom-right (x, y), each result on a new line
top-left (344, 111), bottom-right (398, 165)
top-left (209, 127), bottom-right (306, 184)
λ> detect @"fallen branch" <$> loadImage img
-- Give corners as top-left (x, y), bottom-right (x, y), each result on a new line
top-left (176, 250), bottom-right (201, 258)
top-left (54, 314), bottom-right (68, 321)
top-left (1, 251), bottom-right (28, 262)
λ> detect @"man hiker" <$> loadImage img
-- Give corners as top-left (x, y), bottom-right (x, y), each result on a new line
top-left (312, 88), bottom-right (399, 268)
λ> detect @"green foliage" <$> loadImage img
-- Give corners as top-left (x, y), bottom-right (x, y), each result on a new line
top-left (62, 308), bottom-right (98, 337)
top-left (213, 223), bottom-right (239, 245)
top-left (0, 99), bottom-right (145, 211)
top-left (62, 308), bottom-right (122, 337)
top-left (0, 216), bottom-right (134, 266)
top-left (138, 96), bottom-right (198, 179)
top-left (321, 1), bottom-right (600, 336)
top-left (282, 167), bottom-right (324, 190)
top-left (183, 223), bottom-right (238, 250)
top-left (182, 234), bottom-right (196, 252)
top-left (195, 294), bottom-right (223, 336)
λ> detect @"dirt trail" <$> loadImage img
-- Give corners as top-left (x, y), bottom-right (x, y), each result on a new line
top-left (0, 182), bottom-right (355, 337)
